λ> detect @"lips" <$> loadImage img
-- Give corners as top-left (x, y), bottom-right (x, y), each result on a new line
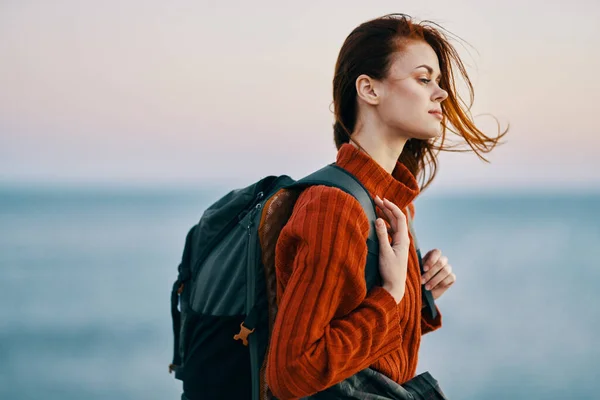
top-left (429, 110), bottom-right (443, 120)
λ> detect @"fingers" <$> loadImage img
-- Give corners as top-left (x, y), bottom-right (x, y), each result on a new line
top-left (382, 198), bottom-right (407, 231)
top-left (374, 196), bottom-right (397, 232)
top-left (430, 273), bottom-right (456, 300)
top-left (424, 263), bottom-right (452, 291)
top-left (375, 218), bottom-right (393, 255)
top-left (421, 255), bottom-right (447, 284)
top-left (374, 196), bottom-right (409, 253)
top-left (378, 197), bottom-right (407, 235)
top-left (423, 249), bottom-right (442, 272)
top-left (386, 201), bottom-right (409, 251)
top-left (440, 272), bottom-right (456, 288)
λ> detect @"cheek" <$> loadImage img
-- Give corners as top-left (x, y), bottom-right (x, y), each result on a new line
top-left (399, 84), bottom-right (428, 106)
top-left (383, 85), bottom-right (428, 121)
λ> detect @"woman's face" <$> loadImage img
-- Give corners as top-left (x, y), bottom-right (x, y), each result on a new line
top-left (376, 41), bottom-right (449, 141)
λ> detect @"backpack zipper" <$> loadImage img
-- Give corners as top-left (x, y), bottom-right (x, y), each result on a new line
top-left (246, 198), bottom-right (263, 400)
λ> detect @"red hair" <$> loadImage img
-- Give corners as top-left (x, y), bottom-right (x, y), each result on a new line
top-left (333, 14), bottom-right (508, 190)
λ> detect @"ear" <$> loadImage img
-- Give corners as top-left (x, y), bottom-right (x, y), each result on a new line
top-left (355, 74), bottom-right (380, 106)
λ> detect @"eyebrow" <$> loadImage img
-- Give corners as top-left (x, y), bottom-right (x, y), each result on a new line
top-left (415, 64), bottom-right (442, 80)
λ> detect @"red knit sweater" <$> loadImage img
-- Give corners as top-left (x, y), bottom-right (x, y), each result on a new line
top-left (265, 143), bottom-right (442, 399)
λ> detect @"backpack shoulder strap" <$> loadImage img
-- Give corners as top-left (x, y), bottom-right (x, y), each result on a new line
top-left (292, 163), bottom-right (377, 225)
top-left (405, 208), bottom-right (438, 319)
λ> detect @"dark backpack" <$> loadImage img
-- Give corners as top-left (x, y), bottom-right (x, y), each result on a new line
top-left (168, 164), bottom-right (436, 400)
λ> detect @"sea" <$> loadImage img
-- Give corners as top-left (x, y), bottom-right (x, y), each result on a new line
top-left (0, 185), bottom-right (598, 400)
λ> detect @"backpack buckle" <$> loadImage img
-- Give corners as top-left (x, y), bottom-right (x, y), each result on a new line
top-left (233, 322), bottom-right (255, 346)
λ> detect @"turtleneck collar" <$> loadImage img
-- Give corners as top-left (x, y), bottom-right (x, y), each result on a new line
top-left (335, 143), bottom-right (420, 210)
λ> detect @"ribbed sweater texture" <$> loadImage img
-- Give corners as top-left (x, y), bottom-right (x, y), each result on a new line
top-left (266, 143), bottom-right (442, 399)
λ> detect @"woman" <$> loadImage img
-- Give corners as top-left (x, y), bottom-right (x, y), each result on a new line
top-left (265, 14), bottom-right (505, 399)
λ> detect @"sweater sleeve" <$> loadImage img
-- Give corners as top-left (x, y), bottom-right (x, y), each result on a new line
top-left (421, 305), bottom-right (442, 334)
top-left (266, 186), bottom-right (403, 399)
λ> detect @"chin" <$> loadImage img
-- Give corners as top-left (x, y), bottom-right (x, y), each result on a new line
top-left (411, 128), bottom-right (442, 141)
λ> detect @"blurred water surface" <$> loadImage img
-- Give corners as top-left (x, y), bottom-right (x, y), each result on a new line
top-left (1, 186), bottom-right (598, 399)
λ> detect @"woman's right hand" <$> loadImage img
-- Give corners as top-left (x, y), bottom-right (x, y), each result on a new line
top-left (374, 196), bottom-right (410, 304)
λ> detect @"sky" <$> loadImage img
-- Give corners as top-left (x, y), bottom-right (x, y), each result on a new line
top-left (1, 0), bottom-right (599, 193)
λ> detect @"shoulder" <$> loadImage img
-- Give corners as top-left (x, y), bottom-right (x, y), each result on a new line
top-left (289, 185), bottom-right (370, 238)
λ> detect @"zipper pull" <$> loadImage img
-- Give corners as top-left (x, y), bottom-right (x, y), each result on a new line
top-left (238, 191), bottom-right (265, 223)
top-left (246, 192), bottom-right (264, 229)
top-left (247, 202), bottom-right (263, 229)
top-left (233, 322), bottom-right (255, 347)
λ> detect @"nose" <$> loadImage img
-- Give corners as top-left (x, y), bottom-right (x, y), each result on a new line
top-left (434, 86), bottom-right (448, 102)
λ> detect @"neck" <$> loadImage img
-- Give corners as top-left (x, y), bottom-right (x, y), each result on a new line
top-left (350, 126), bottom-right (408, 175)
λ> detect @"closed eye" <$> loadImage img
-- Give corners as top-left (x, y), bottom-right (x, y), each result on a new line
top-left (420, 77), bottom-right (443, 87)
